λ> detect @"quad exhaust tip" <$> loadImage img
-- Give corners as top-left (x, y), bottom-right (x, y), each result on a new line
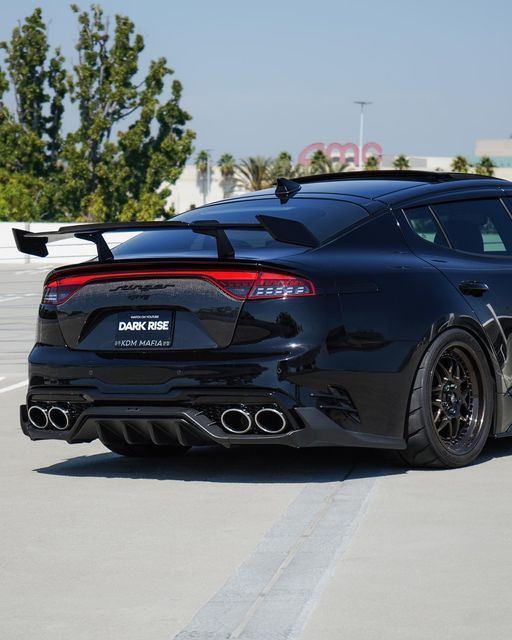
top-left (48, 406), bottom-right (70, 430)
top-left (220, 408), bottom-right (253, 434)
top-left (255, 408), bottom-right (287, 434)
top-left (219, 406), bottom-right (288, 435)
top-left (28, 405), bottom-right (48, 429)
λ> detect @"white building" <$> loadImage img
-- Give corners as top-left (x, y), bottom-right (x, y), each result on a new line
top-left (164, 166), bottom-right (245, 214)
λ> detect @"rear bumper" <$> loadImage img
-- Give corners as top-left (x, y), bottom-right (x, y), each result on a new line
top-left (20, 398), bottom-right (405, 450)
top-left (24, 343), bottom-right (411, 450)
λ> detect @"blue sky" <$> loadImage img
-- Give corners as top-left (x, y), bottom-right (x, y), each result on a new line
top-left (1, 0), bottom-right (511, 162)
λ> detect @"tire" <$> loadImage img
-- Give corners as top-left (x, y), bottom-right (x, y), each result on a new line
top-left (401, 329), bottom-right (494, 468)
top-left (104, 442), bottom-right (191, 458)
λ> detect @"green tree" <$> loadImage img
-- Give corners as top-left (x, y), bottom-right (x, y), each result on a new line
top-left (195, 150), bottom-right (209, 174)
top-left (364, 155), bottom-right (380, 170)
top-left (0, 169), bottom-right (51, 221)
top-left (218, 153), bottom-right (235, 198)
top-left (235, 156), bottom-right (273, 191)
top-left (218, 152), bottom-right (234, 178)
top-left (0, 8), bottom-right (68, 218)
top-left (64, 4), bottom-right (195, 221)
top-left (308, 149), bottom-right (347, 174)
top-left (267, 151), bottom-right (293, 180)
top-left (450, 155), bottom-right (471, 173)
top-left (0, 8), bottom-right (68, 155)
top-left (195, 150), bottom-right (210, 203)
top-left (0, 5), bottom-right (195, 221)
top-left (475, 156), bottom-right (495, 176)
top-left (393, 154), bottom-right (410, 170)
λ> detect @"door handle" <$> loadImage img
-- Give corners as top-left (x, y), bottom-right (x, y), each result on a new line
top-left (459, 281), bottom-right (489, 297)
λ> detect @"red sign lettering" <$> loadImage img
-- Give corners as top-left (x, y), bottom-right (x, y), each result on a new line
top-left (297, 142), bottom-right (383, 166)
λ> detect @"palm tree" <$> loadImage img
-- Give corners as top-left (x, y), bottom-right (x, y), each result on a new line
top-left (218, 153), bottom-right (236, 198)
top-left (393, 154), bottom-right (410, 170)
top-left (195, 150), bottom-right (209, 174)
top-left (450, 155), bottom-right (471, 173)
top-left (365, 155), bottom-right (380, 171)
top-left (218, 153), bottom-right (235, 178)
top-left (195, 150), bottom-right (210, 203)
top-left (268, 151), bottom-right (303, 182)
top-left (235, 156), bottom-right (273, 191)
top-left (475, 156), bottom-right (495, 177)
top-left (308, 150), bottom-right (347, 175)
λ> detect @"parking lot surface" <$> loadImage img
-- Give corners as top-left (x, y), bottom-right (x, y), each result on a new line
top-left (2, 264), bottom-right (512, 640)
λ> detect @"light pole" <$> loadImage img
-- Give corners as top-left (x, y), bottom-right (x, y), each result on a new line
top-left (354, 100), bottom-right (372, 170)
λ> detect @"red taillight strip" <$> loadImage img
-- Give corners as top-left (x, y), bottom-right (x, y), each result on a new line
top-left (45, 270), bottom-right (259, 287)
top-left (43, 270), bottom-right (315, 304)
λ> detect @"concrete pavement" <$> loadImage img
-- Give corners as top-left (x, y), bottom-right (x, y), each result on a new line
top-left (300, 443), bottom-right (512, 640)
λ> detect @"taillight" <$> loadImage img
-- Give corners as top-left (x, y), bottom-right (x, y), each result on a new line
top-left (215, 272), bottom-right (314, 299)
top-left (42, 270), bottom-right (315, 305)
top-left (42, 280), bottom-right (84, 305)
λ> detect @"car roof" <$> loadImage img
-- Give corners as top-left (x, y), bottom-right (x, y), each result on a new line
top-left (239, 170), bottom-right (509, 207)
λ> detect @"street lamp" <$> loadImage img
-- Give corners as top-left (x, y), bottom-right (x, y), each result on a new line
top-left (354, 100), bottom-right (372, 170)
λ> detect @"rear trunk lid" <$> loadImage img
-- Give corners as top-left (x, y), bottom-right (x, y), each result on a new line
top-left (43, 261), bottom-right (314, 352)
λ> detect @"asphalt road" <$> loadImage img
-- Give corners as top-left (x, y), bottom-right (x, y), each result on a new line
top-left (2, 264), bottom-right (512, 640)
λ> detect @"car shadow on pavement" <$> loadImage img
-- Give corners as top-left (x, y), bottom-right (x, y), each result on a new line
top-left (35, 445), bottom-right (406, 484)
top-left (35, 434), bottom-right (512, 483)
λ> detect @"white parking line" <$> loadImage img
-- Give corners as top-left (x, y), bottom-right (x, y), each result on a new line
top-left (0, 379), bottom-right (28, 394)
top-left (0, 296), bottom-right (21, 303)
top-left (13, 266), bottom-right (51, 274)
top-left (0, 293), bottom-right (38, 303)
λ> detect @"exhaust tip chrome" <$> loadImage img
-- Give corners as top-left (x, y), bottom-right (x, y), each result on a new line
top-left (48, 406), bottom-right (70, 430)
top-left (220, 408), bottom-right (252, 434)
top-left (254, 408), bottom-right (287, 434)
top-left (28, 405), bottom-right (48, 429)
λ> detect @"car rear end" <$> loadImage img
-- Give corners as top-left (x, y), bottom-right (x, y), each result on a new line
top-left (20, 194), bottom-right (371, 450)
top-left (22, 258), bottom-right (338, 447)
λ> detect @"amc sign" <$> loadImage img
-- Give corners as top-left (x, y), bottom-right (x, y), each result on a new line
top-left (298, 142), bottom-right (383, 166)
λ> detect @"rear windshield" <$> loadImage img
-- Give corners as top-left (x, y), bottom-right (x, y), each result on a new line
top-left (113, 197), bottom-right (367, 260)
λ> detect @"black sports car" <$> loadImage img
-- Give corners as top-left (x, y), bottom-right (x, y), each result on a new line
top-left (13, 170), bottom-right (512, 468)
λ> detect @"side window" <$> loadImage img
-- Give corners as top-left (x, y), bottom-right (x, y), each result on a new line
top-left (432, 199), bottom-right (512, 255)
top-left (403, 206), bottom-right (448, 247)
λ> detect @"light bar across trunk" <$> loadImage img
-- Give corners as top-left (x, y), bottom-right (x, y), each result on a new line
top-left (42, 269), bottom-right (315, 304)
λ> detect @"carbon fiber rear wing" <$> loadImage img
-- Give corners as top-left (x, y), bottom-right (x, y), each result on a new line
top-left (12, 215), bottom-right (319, 262)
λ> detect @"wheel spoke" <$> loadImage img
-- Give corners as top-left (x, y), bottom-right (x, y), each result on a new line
top-left (436, 417), bottom-right (450, 434)
top-left (437, 360), bottom-right (451, 381)
top-left (429, 345), bottom-right (485, 453)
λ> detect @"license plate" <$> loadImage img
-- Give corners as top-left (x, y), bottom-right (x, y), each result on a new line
top-left (114, 311), bottom-right (174, 349)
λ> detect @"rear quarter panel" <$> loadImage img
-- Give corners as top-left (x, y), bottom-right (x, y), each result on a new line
top-left (276, 212), bottom-right (495, 440)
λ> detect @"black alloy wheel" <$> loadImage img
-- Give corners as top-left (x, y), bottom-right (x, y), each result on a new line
top-left (402, 329), bottom-right (494, 468)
